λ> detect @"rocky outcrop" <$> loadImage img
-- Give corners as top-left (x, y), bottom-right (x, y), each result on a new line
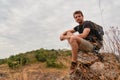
top-left (68, 52), bottom-right (120, 80)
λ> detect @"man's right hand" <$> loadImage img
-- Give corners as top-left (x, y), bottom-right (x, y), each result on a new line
top-left (60, 35), bottom-right (65, 41)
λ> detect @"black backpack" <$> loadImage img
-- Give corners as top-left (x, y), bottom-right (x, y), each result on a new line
top-left (84, 21), bottom-right (104, 41)
top-left (91, 21), bottom-right (104, 41)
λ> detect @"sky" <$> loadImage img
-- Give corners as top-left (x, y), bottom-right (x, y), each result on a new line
top-left (0, 0), bottom-right (120, 59)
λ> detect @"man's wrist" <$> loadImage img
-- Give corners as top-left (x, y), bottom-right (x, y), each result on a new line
top-left (66, 36), bottom-right (71, 39)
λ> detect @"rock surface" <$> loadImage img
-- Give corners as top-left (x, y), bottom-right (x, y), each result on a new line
top-left (63, 52), bottom-right (120, 80)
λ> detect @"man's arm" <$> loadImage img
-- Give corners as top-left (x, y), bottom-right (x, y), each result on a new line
top-left (62, 29), bottom-right (75, 35)
top-left (60, 29), bottom-right (75, 41)
top-left (76, 28), bottom-right (90, 38)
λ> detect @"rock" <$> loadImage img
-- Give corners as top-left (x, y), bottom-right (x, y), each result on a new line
top-left (90, 62), bottom-right (104, 72)
top-left (118, 76), bottom-right (120, 80)
top-left (69, 52), bottom-right (120, 80)
top-left (77, 52), bottom-right (99, 65)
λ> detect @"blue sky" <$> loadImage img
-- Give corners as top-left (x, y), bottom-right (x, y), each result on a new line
top-left (0, 0), bottom-right (120, 58)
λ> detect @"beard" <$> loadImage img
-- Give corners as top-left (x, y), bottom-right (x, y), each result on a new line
top-left (77, 19), bottom-right (83, 24)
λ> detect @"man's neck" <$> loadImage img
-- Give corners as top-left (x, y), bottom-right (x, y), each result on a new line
top-left (79, 20), bottom-right (84, 25)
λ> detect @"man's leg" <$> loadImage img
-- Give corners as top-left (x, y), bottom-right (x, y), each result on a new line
top-left (78, 38), bottom-right (93, 52)
top-left (66, 32), bottom-right (82, 74)
top-left (66, 32), bottom-right (81, 62)
top-left (69, 36), bottom-right (81, 62)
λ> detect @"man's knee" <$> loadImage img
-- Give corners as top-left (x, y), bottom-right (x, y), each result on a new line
top-left (66, 32), bottom-right (74, 43)
top-left (70, 36), bottom-right (82, 44)
top-left (69, 35), bottom-right (77, 43)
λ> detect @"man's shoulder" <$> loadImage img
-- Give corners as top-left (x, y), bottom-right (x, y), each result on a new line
top-left (74, 25), bottom-right (80, 29)
top-left (83, 20), bottom-right (92, 24)
top-left (74, 24), bottom-right (82, 32)
top-left (83, 20), bottom-right (93, 28)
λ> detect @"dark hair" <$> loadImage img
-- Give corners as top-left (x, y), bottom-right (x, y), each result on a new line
top-left (73, 10), bottom-right (83, 17)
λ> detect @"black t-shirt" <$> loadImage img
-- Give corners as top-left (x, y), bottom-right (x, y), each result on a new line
top-left (74, 21), bottom-right (96, 41)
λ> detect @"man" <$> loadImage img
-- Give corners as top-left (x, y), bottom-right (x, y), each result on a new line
top-left (60, 10), bottom-right (102, 74)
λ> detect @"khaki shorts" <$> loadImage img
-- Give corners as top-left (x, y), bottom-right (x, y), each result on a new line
top-left (78, 38), bottom-right (93, 52)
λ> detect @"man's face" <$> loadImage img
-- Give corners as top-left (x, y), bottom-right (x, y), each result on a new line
top-left (74, 13), bottom-right (84, 24)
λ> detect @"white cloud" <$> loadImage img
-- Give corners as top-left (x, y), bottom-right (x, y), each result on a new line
top-left (0, 0), bottom-right (120, 58)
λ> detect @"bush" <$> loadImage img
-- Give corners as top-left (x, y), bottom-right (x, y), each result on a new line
top-left (35, 49), bottom-right (65, 68)
top-left (35, 49), bottom-right (58, 62)
top-left (46, 59), bottom-right (57, 67)
top-left (0, 59), bottom-right (7, 65)
top-left (7, 54), bottom-right (29, 69)
top-left (46, 58), bottom-right (64, 68)
top-left (65, 50), bottom-right (71, 56)
top-left (35, 50), bottom-right (47, 62)
top-left (8, 60), bottom-right (19, 69)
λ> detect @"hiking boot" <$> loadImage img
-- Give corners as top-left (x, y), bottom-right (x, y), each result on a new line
top-left (69, 62), bottom-right (77, 75)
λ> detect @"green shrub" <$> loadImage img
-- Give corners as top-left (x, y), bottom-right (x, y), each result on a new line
top-left (65, 51), bottom-right (71, 56)
top-left (35, 49), bottom-right (65, 68)
top-left (0, 59), bottom-right (7, 65)
top-left (35, 50), bottom-right (47, 62)
top-left (46, 58), bottom-right (65, 68)
top-left (8, 60), bottom-right (19, 69)
top-left (35, 49), bottom-right (58, 62)
top-left (7, 54), bottom-right (29, 69)
top-left (46, 59), bottom-right (57, 67)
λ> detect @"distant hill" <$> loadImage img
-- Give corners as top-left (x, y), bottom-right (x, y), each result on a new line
top-left (0, 48), bottom-right (71, 80)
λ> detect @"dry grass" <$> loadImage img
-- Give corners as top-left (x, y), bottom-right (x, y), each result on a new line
top-left (0, 56), bottom-right (70, 80)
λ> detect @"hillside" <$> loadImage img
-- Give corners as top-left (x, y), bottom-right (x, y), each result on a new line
top-left (0, 49), bottom-right (120, 80)
top-left (0, 62), bottom-right (69, 80)
top-left (0, 48), bottom-right (71, 80)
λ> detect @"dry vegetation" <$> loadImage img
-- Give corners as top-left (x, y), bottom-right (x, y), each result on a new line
top-left (103, 27), bottom-right (120, 56)
top-left (0, 49), bottom-right (71, 80)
